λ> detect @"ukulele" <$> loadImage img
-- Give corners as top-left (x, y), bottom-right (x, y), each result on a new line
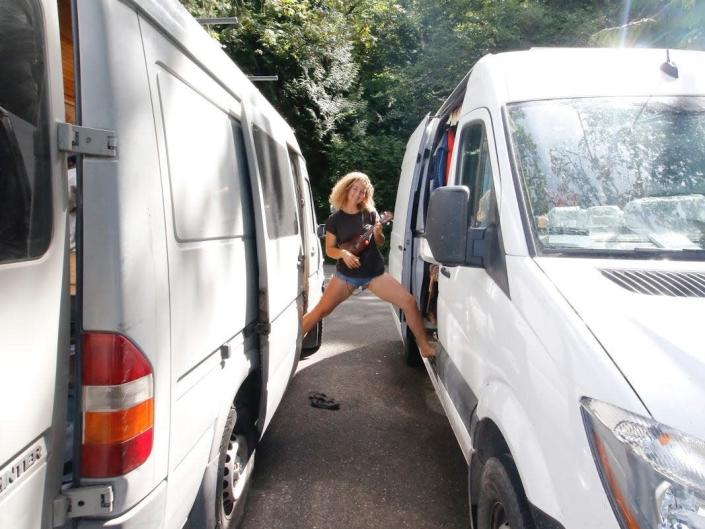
top-left (339, 211), bottom-right (394, 256)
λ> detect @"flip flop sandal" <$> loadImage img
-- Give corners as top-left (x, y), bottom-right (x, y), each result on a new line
top-left (308, 392), bottom-right (340, 410)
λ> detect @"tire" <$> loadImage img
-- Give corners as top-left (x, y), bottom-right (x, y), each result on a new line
top-left (215, 406), bottom-right (255, 529)
top-left (301, 318), bottom-right (323, 357)
top-left (403, 324), bottom-right (422, 367)
top-left (477, 456), bottom-right (535, 529)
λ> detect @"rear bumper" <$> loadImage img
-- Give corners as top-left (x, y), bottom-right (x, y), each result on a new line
top-left (77, 480), bottom-right (166, 529)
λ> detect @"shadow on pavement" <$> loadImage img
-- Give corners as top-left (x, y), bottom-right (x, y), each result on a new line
top-left (241, 287), bottom-right (468, 529)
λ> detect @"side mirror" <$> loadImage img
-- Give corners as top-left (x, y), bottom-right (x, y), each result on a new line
top-left (425, 186), bottom-right (492, 269)
top-left (424, 186), bottom-right (470, 265)
top-left (316, 224), bottom-right (326, 238)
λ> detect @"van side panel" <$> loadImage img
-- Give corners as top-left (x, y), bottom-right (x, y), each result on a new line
top-left (78, 0), bottom-right (170, 514)
top-left (476, 256), bottom-right (646, 528)
top-left (138, 15), bottom-right (259, 528)
top-left (76, 1), bottom-right (316, 525)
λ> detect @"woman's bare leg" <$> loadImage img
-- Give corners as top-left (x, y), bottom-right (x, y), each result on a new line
top-left (367, 273), bottom-right (436, 357)
top-left (303, 275), bottom-right (354, 335)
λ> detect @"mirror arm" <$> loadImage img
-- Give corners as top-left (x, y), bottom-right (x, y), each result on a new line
top-left (465, 227), bottom-right (487, 267)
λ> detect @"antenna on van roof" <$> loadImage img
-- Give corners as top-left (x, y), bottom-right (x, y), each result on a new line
top-left (660, 49), bottom-right (679, 79)
top-left (197, 17), bottom-right (238, 26)
top-left (247, 76), bottom-right (279, 82)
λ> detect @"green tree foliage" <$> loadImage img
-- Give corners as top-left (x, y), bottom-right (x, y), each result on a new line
top-left (327, 0), bottom-right (620, 214)
top-left (182, 0), bottom-right (365, 214)
top-left (180, 1), bottom-right (699, 221)
top-left (591, 1), bottom-right (705, 49)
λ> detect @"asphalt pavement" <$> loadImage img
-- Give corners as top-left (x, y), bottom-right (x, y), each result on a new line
top-left (240, 268), bottom-right (468, 529)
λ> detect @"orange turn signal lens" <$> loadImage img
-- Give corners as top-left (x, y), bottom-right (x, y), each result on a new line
top-left (83, 399), bottom-right (154, 445)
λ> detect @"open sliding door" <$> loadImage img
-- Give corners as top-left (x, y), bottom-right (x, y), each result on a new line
top-left (240, 102), bottom-right (303, 433)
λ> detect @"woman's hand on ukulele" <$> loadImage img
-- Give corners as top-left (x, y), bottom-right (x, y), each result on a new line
top-left (341, 250), bottom-right (361, 269)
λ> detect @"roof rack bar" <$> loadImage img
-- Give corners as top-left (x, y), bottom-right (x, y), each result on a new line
top-left (247, 75), bottom-right (279, 82)
top-left (197, 17), bottom-right (238, 25)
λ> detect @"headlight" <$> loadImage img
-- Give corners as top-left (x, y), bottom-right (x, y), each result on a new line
top-left (581, 398), bottom-right (705, 529)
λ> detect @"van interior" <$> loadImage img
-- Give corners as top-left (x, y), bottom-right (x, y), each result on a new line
top-left (58, 0), bottom-right (77, 485)
top-left (407, 77), bottom-right (470, 348)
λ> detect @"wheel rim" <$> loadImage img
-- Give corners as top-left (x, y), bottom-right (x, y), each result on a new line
top-left (221, 432), bottom-right (248, 519)
top-left (489, 500), bottom-right (510, 529)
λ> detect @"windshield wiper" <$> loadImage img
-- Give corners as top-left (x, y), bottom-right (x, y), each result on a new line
top-left (542, 247), bottom-right (705, 260)
top-left (633, 247), bottom-right (705, 257)
top-left (547, 227), bottom-right (590, 235)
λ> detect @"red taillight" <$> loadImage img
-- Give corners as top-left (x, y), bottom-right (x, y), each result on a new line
top-left (82, 334), bottom-right (152, 385)
top-left (81, 332), bottom-right (154, 478)
top-left (81, 429), bottom-right (153, 478)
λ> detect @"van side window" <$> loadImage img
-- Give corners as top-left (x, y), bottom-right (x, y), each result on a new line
top-left (304, 174), bottom-right (317, 229)
top-left (456, 123), bottom-right (494, 228)
top-left (252, 126), bottom-right (299, 239)
top-left (158, 71), bottom-right (252, 241)
top-left (287, 149), bottom-right (306, 227)
top-left (0, 0), bottom-right (51, 264)
top-left (287, 149), bottom-right (302, 208)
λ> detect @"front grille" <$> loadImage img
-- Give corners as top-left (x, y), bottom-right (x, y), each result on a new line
top-left (601, 269), bottom-right (705, 297)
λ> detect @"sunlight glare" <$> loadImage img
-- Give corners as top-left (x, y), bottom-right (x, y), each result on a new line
top-left (619, 0), bottom-right (632, 48)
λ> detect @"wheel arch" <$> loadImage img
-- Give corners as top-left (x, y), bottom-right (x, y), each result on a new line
top-left (187, 368), bottom-right (260, 528)
top-left (233, 369), bottom-right (261, 453)
top-left (469, 383), bottom-right (562, 525)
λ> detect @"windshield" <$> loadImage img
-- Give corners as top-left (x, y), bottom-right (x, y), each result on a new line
top-left (507, 97), bottom-right (705, 258)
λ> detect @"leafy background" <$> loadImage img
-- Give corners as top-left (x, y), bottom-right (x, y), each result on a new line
top-left (181, 0), bottom-right (704, 222)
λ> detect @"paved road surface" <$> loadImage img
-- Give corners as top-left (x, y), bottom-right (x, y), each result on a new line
top-left (241, 272), bottom-right (468, 529)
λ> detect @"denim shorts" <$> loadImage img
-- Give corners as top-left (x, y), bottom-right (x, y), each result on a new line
top-left (336, 271), bottom-right (376, 289)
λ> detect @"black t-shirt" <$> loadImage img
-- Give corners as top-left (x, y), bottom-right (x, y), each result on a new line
top-left (325, 209), bottom-right (385, 278)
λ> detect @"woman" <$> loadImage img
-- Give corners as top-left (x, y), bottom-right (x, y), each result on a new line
top-left (303, 172), bottom-right (436, 358)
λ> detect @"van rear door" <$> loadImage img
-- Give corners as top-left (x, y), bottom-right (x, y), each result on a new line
top-left (301, 168), bottom-right (324, 313)
top-left (389, 115), bottom-right (433, 287)
top-left (0, 1), bottom-right (70, 527)
top-left (289, 150), bottom-right (324, 313)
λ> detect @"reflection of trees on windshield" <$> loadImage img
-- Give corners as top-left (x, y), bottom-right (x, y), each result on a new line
top-left (650, 101), bottom-right (705, 193)
top-left (508, 97), bottom-right (705, 252)
top-left (510, 108), bottom-right (550, 215)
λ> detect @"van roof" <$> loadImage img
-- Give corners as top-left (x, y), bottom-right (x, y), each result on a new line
top-left (125, 0), bottom-right (297, 145)
top-left (453, 48), bottom-right (705, 111)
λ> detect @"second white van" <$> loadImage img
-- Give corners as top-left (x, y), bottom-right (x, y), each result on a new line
top-left (391, 48), bottom-right (705, 529)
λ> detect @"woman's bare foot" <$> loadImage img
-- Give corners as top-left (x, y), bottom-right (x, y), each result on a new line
top-left (420, 342), bottom-right (437, 358)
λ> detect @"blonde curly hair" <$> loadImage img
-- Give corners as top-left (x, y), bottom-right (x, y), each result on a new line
top-left (329, 172), bottom-right (376, 212)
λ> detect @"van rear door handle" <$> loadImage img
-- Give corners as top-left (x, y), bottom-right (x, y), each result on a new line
top-left (440, 267), bottom-right (451, 278)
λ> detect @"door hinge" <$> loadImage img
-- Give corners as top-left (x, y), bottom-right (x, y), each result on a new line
top-left (57, 122), bottom-right (117, 157)
top-left (244, 321), bottom-right (271, 337)
top-left (53, 485), bottom-right (114, 526)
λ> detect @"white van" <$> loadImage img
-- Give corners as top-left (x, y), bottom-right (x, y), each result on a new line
top-left (0, 1), bottom-right (323, 528)
top-left (390, 48), bottom-right (705, 529)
